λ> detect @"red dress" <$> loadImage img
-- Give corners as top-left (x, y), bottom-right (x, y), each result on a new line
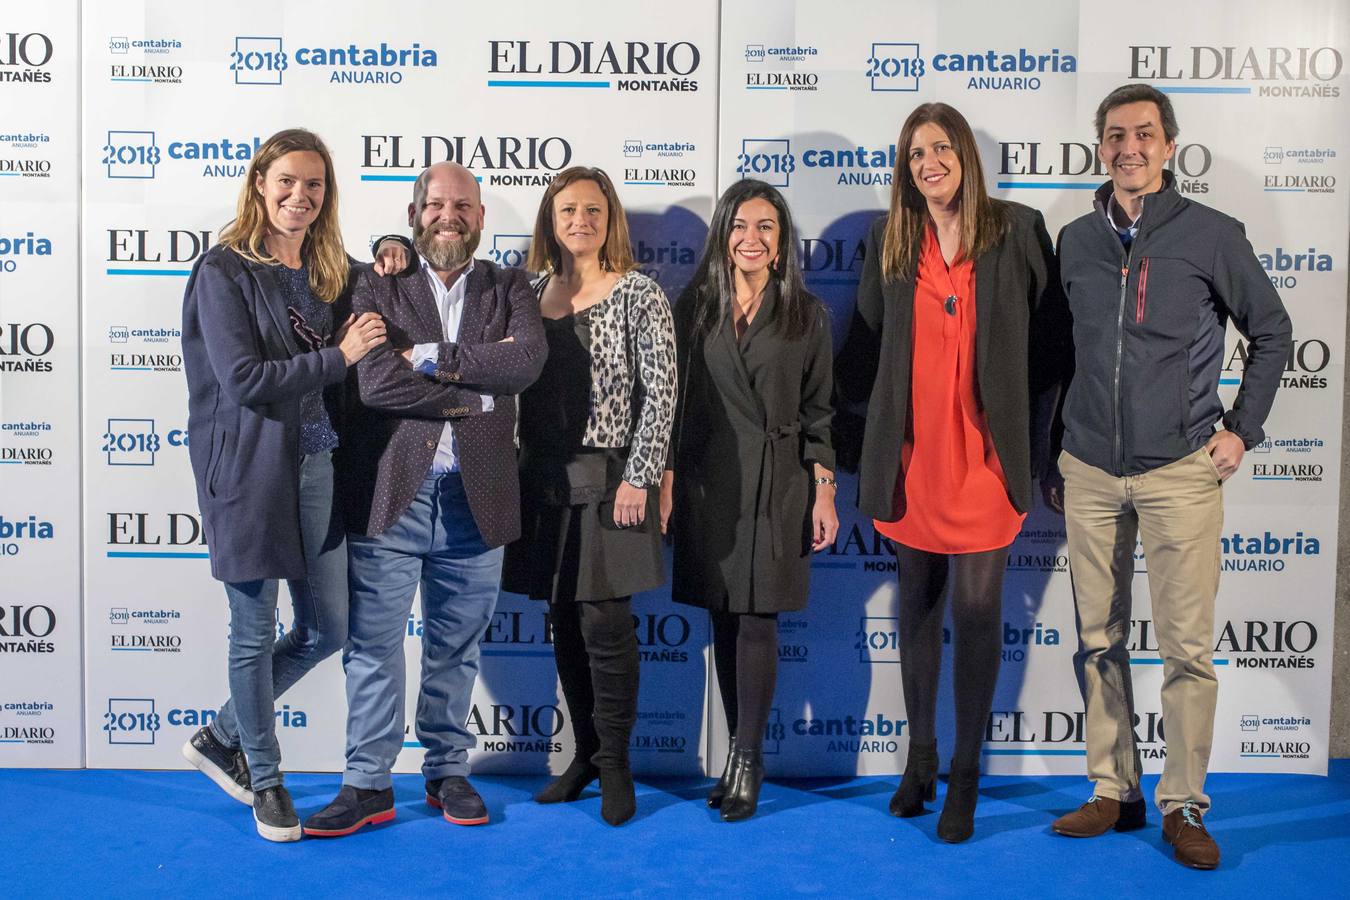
top-left (874, 227), bottom-right (1024, 553)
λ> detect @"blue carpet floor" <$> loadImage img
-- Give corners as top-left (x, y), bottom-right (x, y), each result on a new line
top-left (4, 763), bottom-right (1350, 897)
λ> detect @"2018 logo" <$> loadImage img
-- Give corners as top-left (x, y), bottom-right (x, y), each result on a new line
top-left (488, 234), bottom-right (530, 269)
top-left (230, 36), bottom-right (286, 85)
top-left (103, 419), bottom-right (159, 466)
top-left (868, 43), bottom-right (1074, 92)
top-left (102, 131), bottom-right (159, 178)
top-left (737, 138), bottom-right (794, 187)
top-left (108, 324), bottom-right (180, 345)
top-left (867, 42), bottom-right (923, 91)
top-left (232, 36), bottom-right (438, 86)
top-left (104, 698), bottom-right (306, 745)
top-left (102, 133), bottom-right (259, 180)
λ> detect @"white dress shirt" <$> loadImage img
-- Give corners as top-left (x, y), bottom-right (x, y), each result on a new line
top-left (409, 258), bottom-right (493, 474)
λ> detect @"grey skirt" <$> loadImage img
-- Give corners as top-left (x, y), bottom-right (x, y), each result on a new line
top-left (502, 447), bottom-right (664, 603)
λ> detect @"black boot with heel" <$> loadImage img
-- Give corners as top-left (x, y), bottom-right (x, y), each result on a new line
top-left (533, 755), bottom-right (600, 804)
top-left (720, 747), bottom-right (765, 822)
top-left (707, 737), bottom-right (738, 809)
top-left (889, 740), bottom-right (938, 817)
top-left (937, 764), bottom-right (981, 843)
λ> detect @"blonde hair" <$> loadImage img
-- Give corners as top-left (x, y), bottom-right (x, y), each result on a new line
top-left (881, 103), bottom-right (1008, 282)
top-left (526, 166), bottom-right (635, 274)
top-left (218, 128), bottom-right (349, 302)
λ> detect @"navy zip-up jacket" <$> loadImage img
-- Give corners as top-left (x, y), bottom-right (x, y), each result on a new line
top-left (1058, 172), bottom-right (1292, 476)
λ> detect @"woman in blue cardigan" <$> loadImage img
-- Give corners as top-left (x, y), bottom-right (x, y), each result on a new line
top-left (179, 128), bottom-right (386, 842)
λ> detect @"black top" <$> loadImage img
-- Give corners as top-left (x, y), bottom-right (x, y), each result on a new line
top-left (518, 308), bottom-right (609, 505)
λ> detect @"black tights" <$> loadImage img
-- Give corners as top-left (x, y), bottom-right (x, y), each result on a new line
top-left (549, 597), bottom-right (639, 771)
top-left (710, 610), bottom-right (778, 752)
top-left (895, 544), bottom-right (1009, 770)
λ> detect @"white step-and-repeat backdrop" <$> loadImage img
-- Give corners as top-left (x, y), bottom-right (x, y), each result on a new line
top-left (0, 0), bottom-right (1344, 779)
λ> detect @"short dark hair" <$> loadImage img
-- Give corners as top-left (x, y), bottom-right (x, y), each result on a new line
top-left (1094, 84), bottom-right (1179, 142)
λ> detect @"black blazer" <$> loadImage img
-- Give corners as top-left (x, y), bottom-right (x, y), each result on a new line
top-left (342, 259), bottom-right (546, 547)
top-left (182, 246), bottom-right (352, 583)
top-left (668, 287), bottom-right (834, 614)
top-left (835, 201), bottom-right (1069, 521)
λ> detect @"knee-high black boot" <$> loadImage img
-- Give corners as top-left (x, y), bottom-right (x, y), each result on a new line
top-left (535, 602), bottom-right (600, 804)
top-left (580, 598), bottom-right (640, 826)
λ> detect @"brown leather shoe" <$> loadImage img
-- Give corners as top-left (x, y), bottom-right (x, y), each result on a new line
top-left (1163, 804), bottom-right (1220, 869)
top-left (1052, 795), bottom-right (1148, 837)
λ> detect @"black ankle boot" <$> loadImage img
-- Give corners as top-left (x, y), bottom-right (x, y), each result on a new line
top-left (707, 737), bottom-right (738, 809)
top-left (534, 755), bottom-right (600, 804)
top-left (889, 740), bottom-right (938, 818)
top-left (599, 767), bottom-right (636, 826)
top-left (720, 747), bottom-right (765, 822)
top-left (937, 764), bottom-right (981, 843)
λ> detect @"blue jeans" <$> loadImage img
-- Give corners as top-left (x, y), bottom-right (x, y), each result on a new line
top-left (343, 472), bottom-right (504, 790)
top-left (210, 450), bottom-right (349, 792)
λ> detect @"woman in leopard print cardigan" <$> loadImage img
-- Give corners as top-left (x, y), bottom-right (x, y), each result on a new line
top-left (501, 166), bottom-right (676, 827)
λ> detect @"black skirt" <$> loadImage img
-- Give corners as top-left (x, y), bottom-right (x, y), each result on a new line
top-left (502, 447), bottom-right (664, 603)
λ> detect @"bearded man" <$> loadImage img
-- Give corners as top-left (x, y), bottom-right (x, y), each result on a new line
top-left (303, 161), bottom-right (546, 837)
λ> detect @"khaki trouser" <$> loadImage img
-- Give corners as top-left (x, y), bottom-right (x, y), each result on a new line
top-left (1061, 448), bottom-right (1223, 815)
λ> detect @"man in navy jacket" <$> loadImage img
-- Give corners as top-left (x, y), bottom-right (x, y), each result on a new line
top-left (1049, 84), bottom-right (1291, 870)
top-left (304, 162), bottom-right (546, 836)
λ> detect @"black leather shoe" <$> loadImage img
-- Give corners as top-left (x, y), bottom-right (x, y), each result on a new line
top-left (252, 785), bottom-right (301, 842)
top-left (937, 764), bottom-right (980, 843)
top-left (599, 768), bottom-right (636, 826)
top-left (181, 726), bottom-right (253, 805)
top-left (534, 757), bottom-right (600, 804)
top-left (427, 776), bottom-right (489, 826)
top-left (720, 747), bottom-right (765, 822)
top-left (707, 737), bottom-right (737, 809)
top-left (302, 785), bottom-right (395, 837)
top-left (890, 740), bottom-right (938, 818)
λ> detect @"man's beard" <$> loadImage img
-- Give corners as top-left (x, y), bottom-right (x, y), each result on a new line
top-left (414, 220), bottom-right (481, 271)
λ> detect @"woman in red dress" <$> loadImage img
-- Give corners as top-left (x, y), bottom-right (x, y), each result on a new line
top-left (836, 102), bottom-right (1067, 842)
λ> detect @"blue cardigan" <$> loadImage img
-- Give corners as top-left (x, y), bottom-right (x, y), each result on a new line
top-left (181, 245), bottom-right (350, 583)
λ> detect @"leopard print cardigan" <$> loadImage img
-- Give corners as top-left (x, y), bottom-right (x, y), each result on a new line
top-left (533, 270), bottom-right (677, 489)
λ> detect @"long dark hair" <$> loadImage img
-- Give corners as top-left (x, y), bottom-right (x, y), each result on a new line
top-left (680, 178), bottom-right (813, 341)
top-left (881, 103), bottom-right (1008, 282)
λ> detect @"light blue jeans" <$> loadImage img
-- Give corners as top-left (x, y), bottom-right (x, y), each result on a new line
top-left (210, 450), bottom-right (349, 792)
top-left (342, 472), bottom-right (504, 790)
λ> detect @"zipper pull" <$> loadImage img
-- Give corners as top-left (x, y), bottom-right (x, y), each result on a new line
top-left (1120, 265), bottom-right (1129, 288)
